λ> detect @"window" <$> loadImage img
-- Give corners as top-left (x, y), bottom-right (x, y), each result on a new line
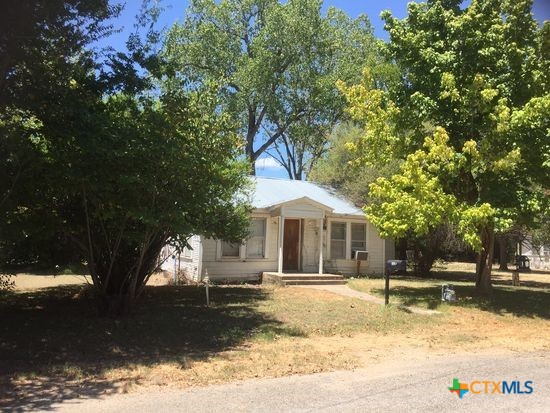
top-left (183, 245), bottom-right (192, 259)
top-left (351, 223), bottom-right (367, 258)
top-left (221, 241), bottom-right (240, 258)
top-left (247, 218), bottom-right (266, 258)
top-left (330, 222), bottom-right (346, 259)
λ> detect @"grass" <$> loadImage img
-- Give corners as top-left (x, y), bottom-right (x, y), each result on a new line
top-left (0, 283), bottom-right (433, 411)
top-left (348, 264), bottom-right (550, 319)
top-left (2, 264), bottom-right (550, 411)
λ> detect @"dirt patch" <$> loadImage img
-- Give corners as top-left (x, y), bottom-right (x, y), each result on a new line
top-left (12, 272), bottom-right (171, 291)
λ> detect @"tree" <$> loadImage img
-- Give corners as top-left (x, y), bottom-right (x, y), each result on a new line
top-left (339, 0), bottom-right (549, 293)
top-left (0, 1), bottom-right (252, 315)
top-left (268, 118), bottom-right (328, 180)
top-left (163, 0), bottom-right (382, 174)
top-left (309, 122), bottom-right (397, 205)
top-left (61, 89), bottom-right (251, 315)
top-left (0, 1), bottom-right (119, 267)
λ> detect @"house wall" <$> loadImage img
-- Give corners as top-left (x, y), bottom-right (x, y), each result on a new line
top-left (302, 218), bottom-right (322, 273)
top-left (323, 220), bottom-right (388, 275)
top-left (520, 238), bottom-right (550, 270)
top-left (201, 215), bottom-right (279, 282)
top-left (199, 212), bottom-right (392, 280)
top-left (159, 235), bottom-right (202, 281)
top-left (180, 235), bottom-right (202, 280)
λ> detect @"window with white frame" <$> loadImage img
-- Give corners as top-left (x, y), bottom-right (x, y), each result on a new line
top-left (221, 241), bottom-right (240, 258)
top-left (182, 243), bottom-right (193, 258)
top-left (351, 223), bottom-right (367, 258)
top-left (330, 222), bottom-right (346, 259)
top-left (246, 218), bottom-right (266, 258)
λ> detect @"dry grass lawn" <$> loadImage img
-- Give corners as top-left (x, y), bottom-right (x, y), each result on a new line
top-left (1, 263), bottom-right (549, 411)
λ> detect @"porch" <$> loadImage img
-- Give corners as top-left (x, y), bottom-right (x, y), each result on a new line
top-left (270, 197), bottom-right (330, 275)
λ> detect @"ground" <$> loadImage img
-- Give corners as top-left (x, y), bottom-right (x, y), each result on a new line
top-left (1, 263), bottom-right (549, 411)
top-left (50, 353), bottom-right (550, 413)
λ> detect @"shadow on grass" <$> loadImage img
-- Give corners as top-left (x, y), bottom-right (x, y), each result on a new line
top-left (372, 284), bottom-right (550, 318)
top-left (430, 270), bottom-right (550, 290)
top-left (0, 285), bottom-right (296, 412)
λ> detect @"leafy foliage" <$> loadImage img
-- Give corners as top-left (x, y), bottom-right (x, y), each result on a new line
top-left (309, 122), bottom-right (398, 206)
top-left (0, 0), bottom-right (118, 268)
top-left (340, 0), bottom-right (549, 291)
top-left (164, 0), bottom-right (386, 174)
top-left (0, 1), bottom-right (251, 314)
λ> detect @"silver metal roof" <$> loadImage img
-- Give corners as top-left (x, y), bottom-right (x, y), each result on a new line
top-left (251, 177), bottom-right (364, 216)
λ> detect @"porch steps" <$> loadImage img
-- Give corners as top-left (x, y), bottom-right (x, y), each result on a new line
top-left (262, 272), bottom-right (346, 286)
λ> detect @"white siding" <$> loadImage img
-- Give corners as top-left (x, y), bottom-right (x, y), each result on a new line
top-left (180, 235), bottom-right (202, 281)
top-left (521, 238), bottom-right (550, 270)
top-left (367, 221), bottom-right (385, 274)
top-left (324, 221), bottom-right (386, 275)
top-left (161, 208), bottom-right (392, 281)
top-left (302, 218), bottom-right (322, 272)
top-left (282, 203), bottom-right (324, 219)
top-left (159, 235), bottom-right (202, 281)
top-left (201, 216), bottom-right (279, 282)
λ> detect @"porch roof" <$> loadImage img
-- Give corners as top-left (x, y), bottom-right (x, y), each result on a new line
top-left (251, 177), bottom-right (364, 216)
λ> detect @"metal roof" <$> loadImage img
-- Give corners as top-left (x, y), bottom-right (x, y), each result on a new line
top-left (251, 177), bottom-right (364, 216)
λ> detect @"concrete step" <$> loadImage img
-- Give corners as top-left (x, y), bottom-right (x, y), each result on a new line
top-left (278, 275), bottom-right (344, 281)
top-left (283, 279), bottom-right (347, 286)
top-left (262, 272), bottom-right (347, 286)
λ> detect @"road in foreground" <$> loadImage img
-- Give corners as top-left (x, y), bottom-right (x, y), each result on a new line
top-left (50, 352), bottom-right (549, 413)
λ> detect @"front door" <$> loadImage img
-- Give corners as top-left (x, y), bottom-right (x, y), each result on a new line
top-left (283, 219), bottom-right (300, 271)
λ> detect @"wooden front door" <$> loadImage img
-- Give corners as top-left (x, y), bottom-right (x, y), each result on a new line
top-left (283, 219), bottom-right (300, 271)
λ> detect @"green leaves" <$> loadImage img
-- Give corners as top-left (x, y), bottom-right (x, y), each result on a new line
top-left (164, 0), bottom-right (384, 171)
top-left (363, 127), bottom-right (457, 240)
top-left (343, 0), bottom-right (548, 258)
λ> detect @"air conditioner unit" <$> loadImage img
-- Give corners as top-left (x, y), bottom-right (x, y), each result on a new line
top-left (354, 250), bottom-right (368, 261)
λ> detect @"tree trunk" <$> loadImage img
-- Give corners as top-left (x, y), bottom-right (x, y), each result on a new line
top-left (497, 235), bottom-right (509, 271)
top-left (93, 234), bottom-right (166, 317)
top-left (98, 294), bottom-right (132, 317)
top-left (476, 226), bottom-right (494, 294)
top-left (417, 247), bottom-right (435, 277)
top-left (246, 150), bottom-right (256, 176)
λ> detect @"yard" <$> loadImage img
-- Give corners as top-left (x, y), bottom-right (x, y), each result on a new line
top-left (349, 262), bottom-right (550, 317)
top-left (1, 264), bottom-right (549, 411)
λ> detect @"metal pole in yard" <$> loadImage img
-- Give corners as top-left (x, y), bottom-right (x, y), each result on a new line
top-left (384, 265), bottom-right (390, 306)
top-left (173, 255), bottom-right (177, 284)
top-left (204, 272), bottom-right (210, 307)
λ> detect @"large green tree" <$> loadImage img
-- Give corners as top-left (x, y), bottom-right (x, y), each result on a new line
top-left (164, 0), bottom-right (383, 175)
top-left (309, 122), bottom-right (397, 205)
top-left (0, 1), bottom-right (252, 314)
top-left (339, 0), bottom-right (549, 292)
top-left (1, 1), bottom-right (118, 267)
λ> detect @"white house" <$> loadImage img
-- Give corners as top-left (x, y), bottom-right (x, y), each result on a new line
top-left (161, 177), bottom-right (394, 282)
top-left (518, 238), bottom-right (550, 270)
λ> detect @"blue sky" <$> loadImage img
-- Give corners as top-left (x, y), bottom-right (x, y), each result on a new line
top-left (105, 0), bottom-right (549, 49)
top-left (102, 0), bottom-right (549, 178)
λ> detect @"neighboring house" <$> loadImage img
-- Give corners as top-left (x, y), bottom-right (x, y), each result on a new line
top-left (161, 177), bottom-right (394, 282)
top-left (518, 237), bottom-right (550, 270)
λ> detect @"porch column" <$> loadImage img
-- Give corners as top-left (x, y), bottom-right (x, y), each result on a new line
top-left (278, 216), bottom-right (284, 274)
top-left (318, 215), bottom-right (324, 274)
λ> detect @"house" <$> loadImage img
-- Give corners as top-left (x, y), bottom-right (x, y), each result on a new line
top-left (518, 237), bottom-right (550, 270)
top-left (161, 177), bottom-right (394, 282)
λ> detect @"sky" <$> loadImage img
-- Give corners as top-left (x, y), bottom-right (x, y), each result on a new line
top-left (101, 0), bottom-right (550, 179)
